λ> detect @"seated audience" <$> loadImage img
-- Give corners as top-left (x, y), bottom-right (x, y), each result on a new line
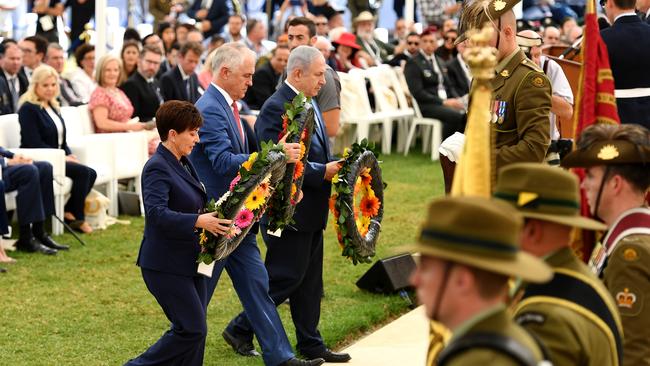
top-left (121, 40), bottom-right (141, 81)
top-left (121, 45), bottom-right (164, 123)
top-left (45, 43), bottom-right (84, 107)
top-left (157, 22), bottom-right (176, 52)
top-left (186, 28), bottom-right (205, 45)
top-left (197, 48), bottom-right (217, 90)
top-left (223, 14), bottom-right (245, 43)
top-left (0, 146), bottom-right (64, 254)
top-left (332, 32), bottom-right (365, 72)
top-left (314, 36), bottom-right (337, 70)
top-left (19, 35), bottom-right (48, 81)
top-left (388, 32), bottom-right (420, 67)
top-left (244, 45), bottom-right (290, 110)
top-left (404, 27), bottom-right (465, 140)
top-left (445, 40), bottom-right (471, 99)
top-left (0, 40), bottom-right (28, 115)
top-left (175, 23), bottom-right (194, 46)
top-left (543, 26), bottom-right (561, 45)
top-left (157, 41), bottom-right (179, 79)
top-left (435, 29), bottom-right (458, 62)
top-left (244, 18), bottom-right (271, 59)
top-left (160, 42), bottom-right (203, 103)
top-left (0, 186), bottom-right (15, 265)
top-left (143, 33), bottom-right (165, 53)
top-left (187, 0), bottom-right (229, 38)
top-left (68, 43), bottom-right (96, 103)
top-left (354, 11), bottom-right (395, 65)
top-left (89, 54), bottom-right (142, 133)
top-left (314, 14), bottom-right (330, 37)
top-left (18, 65), bottom-right (97, 234)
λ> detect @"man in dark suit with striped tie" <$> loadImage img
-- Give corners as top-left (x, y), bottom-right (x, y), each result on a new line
top-left (225, 46), bottom-right (351, 363)
top-left (160, 42), bottom-right (203, 104)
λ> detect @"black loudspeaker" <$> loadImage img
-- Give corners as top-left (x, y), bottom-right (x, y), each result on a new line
top-left (356, 253), bottom-right (416, 293)
top-left (118, 191), bottom-right (142, 216)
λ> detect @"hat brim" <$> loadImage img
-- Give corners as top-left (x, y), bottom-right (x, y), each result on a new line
top-left (398, 243), bottom-right (552, 283)
top-left (333, 40), bottom-right (361, 50)
top-left (519, 211), bottom-right (607, 231)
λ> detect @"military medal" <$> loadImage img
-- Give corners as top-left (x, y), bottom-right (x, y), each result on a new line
top-left (492, 100), bottom-right (506, 124)
top-left (588, 242), bottom-right (606, 275)
top-left (423, 70), bottom-right (433, 78)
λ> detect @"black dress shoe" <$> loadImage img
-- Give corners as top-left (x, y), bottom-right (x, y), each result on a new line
top-left (0, 267), bottom-right (6, 273)
top-left (305, 349), bottom-right (351, 363)
top-left (280, 357), bottom-right (325, 366)
top-left (222, 330), bottom-right (260, 357)
top-left (37, 235), bottom-right (70, 250)
top-left (16, 238), bottom-right (57, 255)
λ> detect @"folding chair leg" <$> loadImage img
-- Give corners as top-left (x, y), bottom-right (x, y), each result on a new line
top-left (431, 123), bottom-right (442, 161)
top-left (382, 119), bottom-right (392, 155)
top-left (422, 125), bottom-right (432, 153)
top-left (404, 120), bottom-right (418, 156)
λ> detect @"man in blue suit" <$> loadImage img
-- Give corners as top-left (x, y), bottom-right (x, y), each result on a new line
top-left (602, 0), bottom-right (650, 129)
top-left (188, 42), bottom-right (323, 366)
top-left (225, 46), bottom-right (350, 363)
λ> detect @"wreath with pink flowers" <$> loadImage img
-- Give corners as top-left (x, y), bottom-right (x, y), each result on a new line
top-left (197, 142), bottom-right (287, 264)
top-left (266, 92), bottom-right (316, 233)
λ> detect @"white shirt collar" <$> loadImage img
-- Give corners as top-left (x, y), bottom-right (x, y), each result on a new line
top-left (3, 70), bottom-right (16, 81)
top-left (178, 65), bottom-right (190, 80)
top-left (213, 82), bottom-right (234, 107)
top-left (614, 12), bottom-right (638, 22)
top-left (284, 80), bottom-right (301, 96)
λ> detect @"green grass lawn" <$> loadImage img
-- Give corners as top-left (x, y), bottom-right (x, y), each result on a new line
top-left (0, 152), bottom-right (443, 366)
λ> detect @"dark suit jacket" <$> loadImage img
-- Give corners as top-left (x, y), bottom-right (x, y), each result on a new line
top-left (445, 56), bottom-right (471, 98)
top-left (160, 65), bottom-right (202, 103)
top-left (404, 51), bottom-right (452, 106)
top-left (120, 71), bottom-right (162, 122)
top-left (187, 0), bottom-right (229, 38)
top-left (137, 143), bottom-right (207, 277)
top-left (18, 102), bottom-right (72, 155)
top-left (189, 84), bottom-right (258, 202)
top-left (601, 14), bottom-right (650, 128)
top-left (244, 61), bottom-right (280, 110)
top-left (0, 69), bottom-right (28, 115)
top-left (256, 83), bottom-right (332, 232)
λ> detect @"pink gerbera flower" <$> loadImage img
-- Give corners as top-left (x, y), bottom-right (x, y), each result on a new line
top-left (235, 209), bottom-right (254, 228)
top-left (229, 175), bottom-right (241, 191)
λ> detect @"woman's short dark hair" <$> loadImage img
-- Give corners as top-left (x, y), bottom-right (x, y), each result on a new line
top-left (74, 44), bottom-right (95, 66)
top-left (156, 101), bottom-right (203, 141)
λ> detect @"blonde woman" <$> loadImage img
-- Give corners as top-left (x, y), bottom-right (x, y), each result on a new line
top-left (18, 65), bottom-right (97, 234)
top-left (88, 54), bottom-right (143, 133)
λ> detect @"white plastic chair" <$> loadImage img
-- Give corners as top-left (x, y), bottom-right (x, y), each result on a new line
top-left (339, 70), bottom-right (395, 154)
top-left (394, 67), bottom-right (443, 161)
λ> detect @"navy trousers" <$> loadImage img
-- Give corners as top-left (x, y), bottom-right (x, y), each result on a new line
top-left (207, 232), bottom-right (294, 366)
top-left (227, 227), bottom-right (326, 356)
top-left (2, 161), bottom-right (55, 224)
top-left (64, 161), bottom-right (97, 221)
top-left (0, 180), bottom-right (9, 235)
top-left (125, 268), bottom-right (208, 366)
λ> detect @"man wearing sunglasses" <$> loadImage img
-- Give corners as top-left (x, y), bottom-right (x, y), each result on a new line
top-left (387, 32), bottom-right (420, 66)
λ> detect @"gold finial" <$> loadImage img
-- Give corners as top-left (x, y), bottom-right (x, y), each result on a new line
top-left (462, 26), bottom-right (498, 82)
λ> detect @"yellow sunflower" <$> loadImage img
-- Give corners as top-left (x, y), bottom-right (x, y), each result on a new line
top-left (299, 142), bottom-right (306, 160)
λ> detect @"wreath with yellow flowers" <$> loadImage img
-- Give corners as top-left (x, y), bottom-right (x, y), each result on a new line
top-left (330, 139), bottom-right (385, 265)
top-left (266, 92), bottom-right (315, 233)
top-left (197, 142), bottom-right (287, 264)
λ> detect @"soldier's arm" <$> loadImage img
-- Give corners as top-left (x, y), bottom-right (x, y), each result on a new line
top-left (604, 238), bottom-right (650, 366)
top-left (496, 71), bottom-right (551, 167)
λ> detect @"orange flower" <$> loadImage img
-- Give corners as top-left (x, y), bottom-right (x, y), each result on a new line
top-left (299, 142), bottom-right (306, 160)
top-left (360, 168), bottom-right (372, 186)
top-left (360, 195), bottom-right (381, 217)
top-left (293, 160), bottom-right (304, 180)
top-left (282, 116), bottom-right (289, 131)
top-left (329, 194), bottom-right (338, 215)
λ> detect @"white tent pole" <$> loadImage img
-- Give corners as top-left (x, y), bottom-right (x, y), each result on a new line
top-left (95, 0), bottom-right (107, 61)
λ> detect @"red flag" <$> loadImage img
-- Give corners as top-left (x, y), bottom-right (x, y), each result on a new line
top-left (570, 0), bottom-right (620, 262)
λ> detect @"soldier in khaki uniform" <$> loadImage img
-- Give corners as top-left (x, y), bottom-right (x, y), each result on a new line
top-left (495, 163), bottom-right (623, 366)
top-left (457, 0), bottom-right (552, 173)
top-left (406, 196), bottom-right (553, 365)
top-left (562, 123), bottom-right (650, 366)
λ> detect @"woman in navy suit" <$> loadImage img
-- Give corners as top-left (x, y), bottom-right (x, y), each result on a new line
top-left (18, 64), bottom-right (97, 234)
top-left (125, 101), bottom-right (231, 366)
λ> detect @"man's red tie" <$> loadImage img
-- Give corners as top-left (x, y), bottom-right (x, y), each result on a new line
top-left (232, 101), bottom-right (244, 143)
